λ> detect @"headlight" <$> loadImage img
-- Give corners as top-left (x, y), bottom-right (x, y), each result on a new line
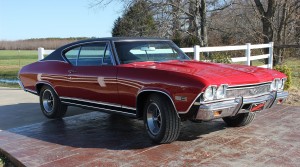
top-left (204, 86), bottom-right (217, 101)
top-left (277, 79), bottom-right (283, 90)
top-left (270, 78), bottom-right (285, 91)
top-left (270, 79), bottom-right (279, 91)
top-left (216, 84), bottom-right (228, 99)
top-left (279, 78), bottom-right (286, 90)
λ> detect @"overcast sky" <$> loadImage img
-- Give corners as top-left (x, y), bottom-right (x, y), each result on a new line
top-left (0, 0), bottom-right (123, 40)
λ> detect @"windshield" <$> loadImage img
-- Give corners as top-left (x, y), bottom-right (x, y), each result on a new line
top-left (114, 41), bottom-right (190, 64)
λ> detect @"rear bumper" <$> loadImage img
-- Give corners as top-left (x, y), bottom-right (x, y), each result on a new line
top-left (18, 80), bottom-right (25, 90)
top-left (195, 91), bottom-right (288, 121)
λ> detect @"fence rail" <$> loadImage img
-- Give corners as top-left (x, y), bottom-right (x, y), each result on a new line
top-left (38, 42), bottom-right (274, 69)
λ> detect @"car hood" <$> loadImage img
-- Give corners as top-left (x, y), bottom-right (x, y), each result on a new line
top-left (121, 60), bottom-right (286, 86)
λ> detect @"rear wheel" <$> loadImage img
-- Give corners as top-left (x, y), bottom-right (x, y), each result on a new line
top-left (39, 85), bottom-right (67, 119)
top-left (222, 112), bottom-right (255, 127)
top-left (143, 94), bottom-right (181, 143)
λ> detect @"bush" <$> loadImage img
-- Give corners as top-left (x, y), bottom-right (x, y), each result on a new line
top-left (209, 53), bottom-right (232, 64)
top-left (274, 65), bottom-right (292, 90)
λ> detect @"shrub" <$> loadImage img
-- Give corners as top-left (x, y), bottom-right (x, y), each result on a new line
top-left (209, 53), bottom-right (232, 64)
top-left (274, 65), bottom-right (292, 90)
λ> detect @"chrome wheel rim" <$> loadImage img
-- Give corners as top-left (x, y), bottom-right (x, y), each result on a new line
top-left (146, 103), bottom-right (162, 135)
top-left (42, 90), bottom-right (54, 113)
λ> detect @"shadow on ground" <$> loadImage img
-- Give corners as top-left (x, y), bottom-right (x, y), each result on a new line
top-left (0, 102), bottom-right (92, 130)
top-left (4, 103), bottom-right (227, 150)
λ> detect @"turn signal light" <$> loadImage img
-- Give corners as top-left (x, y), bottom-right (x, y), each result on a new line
top-left (214, 110), bottom-right (222, 117)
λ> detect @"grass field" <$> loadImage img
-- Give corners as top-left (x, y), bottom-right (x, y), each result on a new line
top-left (0, 50), bottom-right (37, 79)
top-left (0, 50), bottom-right (37, 87)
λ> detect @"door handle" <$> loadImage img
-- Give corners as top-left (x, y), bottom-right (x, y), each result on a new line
top-left (68, 70), bottom-right (77, 74)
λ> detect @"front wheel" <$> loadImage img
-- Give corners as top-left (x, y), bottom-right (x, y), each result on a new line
top-left (39, 85), bottom-right (67, 119)
top-left (143, 94), bottom-right (181, 144)
top-left (222, 112), bottom-right (256, 127)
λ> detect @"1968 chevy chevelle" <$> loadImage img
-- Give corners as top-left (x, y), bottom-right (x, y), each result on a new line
top-left (19, 38), bottom-right (288, 143)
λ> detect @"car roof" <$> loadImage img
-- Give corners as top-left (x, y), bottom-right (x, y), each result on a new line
top-left (70, 37), bottom-right (171, 43)
top-left (42, 37), bottom-right (172, 62)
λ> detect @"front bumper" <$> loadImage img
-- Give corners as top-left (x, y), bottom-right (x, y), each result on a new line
top-left (195, 91), bottom-right (289, 121)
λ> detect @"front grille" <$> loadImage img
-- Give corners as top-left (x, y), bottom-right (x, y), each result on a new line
top-left (226, 83), bottom-right (271, 98)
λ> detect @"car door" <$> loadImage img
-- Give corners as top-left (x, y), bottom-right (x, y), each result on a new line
top-left (62, 42), bottom-right (119, 106)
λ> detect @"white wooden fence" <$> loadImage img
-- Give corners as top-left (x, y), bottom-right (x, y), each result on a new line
top-left (38, 42), bottom-right (273, 69)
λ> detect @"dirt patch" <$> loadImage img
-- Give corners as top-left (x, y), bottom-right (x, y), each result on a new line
top-left (285, 88), bottom-right (300, 106)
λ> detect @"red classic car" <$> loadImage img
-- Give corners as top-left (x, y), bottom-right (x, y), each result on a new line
top-left (19, 38), bottom-right (288, 143)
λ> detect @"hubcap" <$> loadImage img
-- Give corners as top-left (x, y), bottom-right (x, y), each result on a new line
top-left (146, 103), bottom-right (162, 135)
top-left (42, 90), bottom-right (54, 113)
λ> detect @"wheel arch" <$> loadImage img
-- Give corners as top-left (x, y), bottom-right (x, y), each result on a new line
top-left (36, 81), bottom-right (58, 96)
top-left (136, 89), bottom-right (179, 119)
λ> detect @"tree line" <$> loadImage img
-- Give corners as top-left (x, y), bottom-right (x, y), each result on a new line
top-left (96, 0), bottom-right (299, 65)
top-left (0, 38), bottom-right (88, 50)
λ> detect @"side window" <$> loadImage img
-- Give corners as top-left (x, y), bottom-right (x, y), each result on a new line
top-left (64, 42), bottom-right (113, 66)
top-left (77, 43), bottom-right (113, 66)
top-left (65, 46), bottom-right (80, 65)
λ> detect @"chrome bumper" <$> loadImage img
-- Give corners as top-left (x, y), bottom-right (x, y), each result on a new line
top-left (18, 80), bottom-right (25, 90)
top-left (195, 91), bottom-right (289, 121)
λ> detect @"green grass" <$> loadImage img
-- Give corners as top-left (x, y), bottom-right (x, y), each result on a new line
top-left (0, 50), bottom-right (37, 80)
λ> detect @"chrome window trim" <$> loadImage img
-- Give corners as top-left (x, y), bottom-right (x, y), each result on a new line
top-left (111, 41), bottom-right (121, 65)
top-left (39, 60), bottom-right (68, 63)
top-left (112, 40), bottom-right (189, 65)
top-left (61, 40), bottom-right (117, 66)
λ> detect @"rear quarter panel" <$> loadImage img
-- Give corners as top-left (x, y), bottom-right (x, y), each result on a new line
top-left (19, 61), bottom-right (71, 94)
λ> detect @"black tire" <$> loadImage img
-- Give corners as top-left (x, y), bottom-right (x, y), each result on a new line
top-left (222, 112), bottom-right (256, 127)
top-left (39, 85), bottom-right (67, 119)
top-left (143, 94), bottom-right (181, 144)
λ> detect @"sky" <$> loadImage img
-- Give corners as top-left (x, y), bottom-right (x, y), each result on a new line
top-left (0, 0), bottom-right (123, 40)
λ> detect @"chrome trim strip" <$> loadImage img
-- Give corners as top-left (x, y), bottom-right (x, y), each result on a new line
top-left (25, 88), bottom-right (38, 94)
top-left (178, 93), bottom-right (202, 114)
top-left (200, 92), bottom-right (271, 104)
top-left (62, 101), bottom-right (136, 116)
top-left (35, 81), bottom-right (59, 96)
top-left (39, 60), bottom-right (68, 63)
top-left (60, 96), bottom-right (123, 108)
top-left (121, 105), bottom-right (136, 110)
top-left (228, 82), bottom-right (272, 89)
top-left (137, 89), bottom-right (180, 118)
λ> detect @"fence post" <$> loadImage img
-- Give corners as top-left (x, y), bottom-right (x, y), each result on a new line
top-left (245, 43), bottom-right (251, 66)
top-left (38, 47), bottom-right (44, 60)
top-left (268, 42), bottom-right (274, 69)
top-left (194, 45), bottom-right (200, 61)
